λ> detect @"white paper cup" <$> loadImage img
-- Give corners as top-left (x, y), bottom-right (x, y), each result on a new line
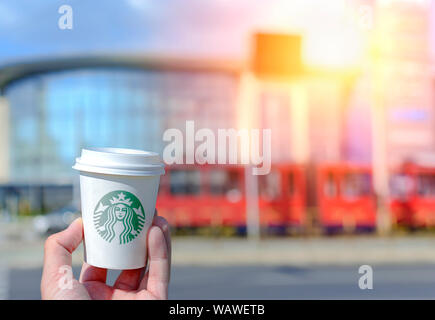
top-left (72, 147), bottom-right (165, 270)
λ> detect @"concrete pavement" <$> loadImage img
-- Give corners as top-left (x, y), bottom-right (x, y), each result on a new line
top-left (3, 234), bottom-right (435, 268)
top-left (3, 218), bottom-right (435, 268)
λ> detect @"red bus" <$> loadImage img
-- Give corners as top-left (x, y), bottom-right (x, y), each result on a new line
top-left (156, 164), bottom-right (306, 231)
top-left (156, 164), bottom-right (245, 228)
top-left (389, 164), bottom-right (435, 227)
top-left (317, 164), bottom-right (376, 231)
top-left (258, 164), bottom-right (306, 228)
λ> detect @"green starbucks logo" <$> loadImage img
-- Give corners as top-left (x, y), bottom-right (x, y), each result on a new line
top-left (94, 191), bottom-right (145, 244)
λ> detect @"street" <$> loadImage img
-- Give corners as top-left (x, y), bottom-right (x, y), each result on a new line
top-left (6, 264), bottom-right (435, 299)
top-left (4, 226), bottom-right (435, 299)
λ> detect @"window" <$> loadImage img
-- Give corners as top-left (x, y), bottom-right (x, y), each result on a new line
top-left (324, 172), bottom-right (337, 198)
top-left (170, 169), bottom-right (201, 196)
top-left (341, 172), bottom-right (371, 199)
top-left (288, 171), bottom-right (295, 196)
top-left (389, 173), bottom-right (414, 199)
top-left (209, 169), bottom-right (242, 202)
top-left (417, 174), bottom-right (435, 198)
top-left (259, 170), bottom-right (281, 200)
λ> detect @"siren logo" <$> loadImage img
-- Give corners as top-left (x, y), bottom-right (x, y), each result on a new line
top-left (94, 191), bottom-right (145, 244)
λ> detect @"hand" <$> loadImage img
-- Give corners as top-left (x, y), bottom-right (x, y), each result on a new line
top-left (41, 212), bottom-right (171, 300)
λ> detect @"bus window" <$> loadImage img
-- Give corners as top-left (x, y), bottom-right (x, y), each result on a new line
top-left (209, 169), bottom-right (242, 202)
top-left (417, 174), bottom-right (435, 198)
top-left (259, 170), bottom-right (281, 200)
top-left (170, 169), bottom-right (201, 196)
top-left (324, 172), bottom-right (337, 198)
top-left (341, 172), bottom-right (371, 200)
top-left (389, 173), bottom-right (413, 200)
top-left (209, 169), bottom-right (227, 195)
top-left (288, 171), bottom-right (295, 196)
top-left (158, 172), bottom-right (169, 195)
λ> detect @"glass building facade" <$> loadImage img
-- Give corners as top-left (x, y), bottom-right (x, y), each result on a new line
top-left (0, 61), bottom-right (368, 218)
top-left (5, 68), bottom-right (238, 184)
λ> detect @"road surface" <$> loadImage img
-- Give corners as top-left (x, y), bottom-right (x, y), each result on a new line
top-left (3, 224), bottom-right (435, 299)
top-left (5, 264), bottom-right (435, 299)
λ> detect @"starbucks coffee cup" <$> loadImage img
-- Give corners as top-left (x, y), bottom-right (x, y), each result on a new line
top-left (72, 147), bottom-right (165, 270)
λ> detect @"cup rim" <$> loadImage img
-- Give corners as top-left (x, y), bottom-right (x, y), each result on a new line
top-left (87, 147), bottom-right (159, 157)
top-left (73, 147), bottom-right (165, 176)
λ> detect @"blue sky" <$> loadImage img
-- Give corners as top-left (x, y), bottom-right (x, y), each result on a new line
top-left (0, 0), bottom-right (270, 66)
top-left (0, 0), bottom-right (371, 67)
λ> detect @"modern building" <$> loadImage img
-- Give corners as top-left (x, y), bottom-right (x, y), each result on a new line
top-left (0, 56), bottom-right (245, 216)
top-left (0, 47), bottom-right (355, 218)
top-left (3, 1), bottom-right (435, 219)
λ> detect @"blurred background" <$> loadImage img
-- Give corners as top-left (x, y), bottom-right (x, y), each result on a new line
top-left (3, 0), bottom-right (435, 299)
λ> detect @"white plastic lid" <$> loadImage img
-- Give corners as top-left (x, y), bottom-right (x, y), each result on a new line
top-left (72, 147), bottom-right (165, 176)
